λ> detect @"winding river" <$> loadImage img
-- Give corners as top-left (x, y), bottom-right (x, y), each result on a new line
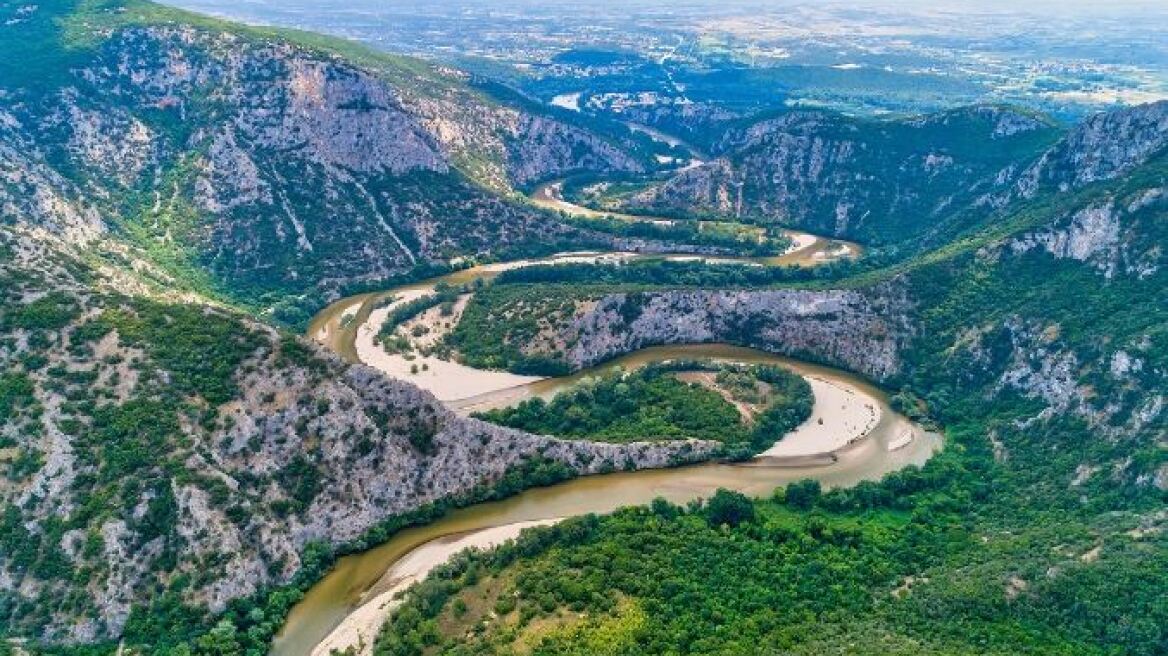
top-left (278, 248), bottom-right (940, 656)
top-left (529, 182), bottom-right (862, 267)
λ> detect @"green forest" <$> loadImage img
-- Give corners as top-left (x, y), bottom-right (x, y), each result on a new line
top-left (475, 363), bottom-right (813, 455)
top-left (368, 150), bottom-right (1168, 656)
top-left (1, 1), bottom-right (1165, 655)
top-left (373, 419), bottom-right (1166, 655)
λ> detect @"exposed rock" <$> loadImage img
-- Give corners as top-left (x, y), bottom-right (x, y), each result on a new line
top-left (1017, 100), bottom-right (1168, 196)
top-left (616, 105), bottom-right (1059, 245)
top-left (518, 286), bottom-right (913, 382)
top-left (0, 22), bottom-right (653, 309)
top-left (1007, 185), bottom-right (1165, 279)
top-left (0, 228), bottom-right (717, 642)
top-left (503, 113), bottom-right (644, 186)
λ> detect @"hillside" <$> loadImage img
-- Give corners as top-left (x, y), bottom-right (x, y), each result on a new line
top-left (594, 105), bottom-right (1063, 247)
top-left (0, 2), bottom-right (1164, 655)
top-left (0, 225), bottom-right (717, 649)
top-left (450, 106), bottom-right (1167, 486)
top-left (0, 0), bottom-right (667, 325)
top-left (371, 107), bottom-right (1168, 656)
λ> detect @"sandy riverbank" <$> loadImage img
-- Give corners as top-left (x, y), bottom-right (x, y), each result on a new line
top-left (531, 182), bottom-right (843, 265)
top-left (351, 252), bottom-right (659, 401)
top-left (531, 182), bottom-right (675, 226)
top-left (480, 251), bottom-right (641, 272)
top-left (311, 519), bottom-right (562, 656)
top-left (783, 231), bottom-right (818, 255)
top-left (813, 243), bottom-right (854, 260)
top-left (285, 341), bottom-right (937, 656)
top-left (760, 376), bottom-right (881, 458)
top-left (354, 289), bottom-right (545, 402)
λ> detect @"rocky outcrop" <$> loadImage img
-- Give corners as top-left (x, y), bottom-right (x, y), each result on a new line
top-left (1016, 100), bottom-right (1168, 196)
top-left (953, 312), bottom-right (1165, 450)
top-left (504, 113), bottom-right (644, 185)
top-left (976, 101), bottom-right (1168, 212)
top-left (909, 105), bottom-right (1051, 140)
top-left (620, 105), bottom-right (1059, 245)
top-left (0, 109), bottom-right (104, 241)
top-left (628, 102), bottom-right (1165, 252)
top-left (634, 158), bottom-right (740, 216)
top-left (527, 286), bottom-right (914, 382)
top-left (185, 362), bottom-right (716, 619)
top-left (0, 15), bottom-right (654, 312)
top-left (0, 228), bottom-right (716, 643)
top-left (1006, 187), bottom-right (1165, 280)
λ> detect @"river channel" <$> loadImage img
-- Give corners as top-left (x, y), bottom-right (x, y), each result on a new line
top-left (278, 250), bottom-right (939, 655)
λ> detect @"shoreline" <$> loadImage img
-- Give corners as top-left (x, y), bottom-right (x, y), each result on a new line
top-left (295, 346), bottom-right (911, 655)
top-left (528, 180), bottom-right (861, 266)
top-left (759, 375), bottom-right (883, 459)
top-left (353, 288), bottom-right (546, 402)
top-left (288, 254), bottom-right (929, 656)
top-left (310, 519), bottom-right (563, 656)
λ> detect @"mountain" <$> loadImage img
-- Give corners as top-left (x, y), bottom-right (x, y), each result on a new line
top-left (0, 1), bottom-right (1164, 654)
top-left (0, 223), bottom-right (715, 647)
top-left (369, 105), bottom-right (1168, 656)
top-left (0, 0), bottom-right (663, 326)
top-left (455, 103), bottom-right (1167, 482)
top-left (0, 1), bottom-right (725, 648)
top-left (598, 105), bottom-right (1063, 247)
top-left (1000, 101), bottom-right (1168, 203)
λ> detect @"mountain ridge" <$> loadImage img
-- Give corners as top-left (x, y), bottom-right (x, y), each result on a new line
top-left (0, 223), bottom-right (718, 646)
top-left (0, 2), bottom-right (1164, 654)
top-left (1, 0), bottom-right (665, 325)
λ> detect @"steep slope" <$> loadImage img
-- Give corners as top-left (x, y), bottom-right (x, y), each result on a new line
top-left (0, 0), bottom-right (658, 325)
top-left (0, 225), bottom-right (717, 648)
top-left (452, 103), bottom-right (1167, 492)
top-left (608, 105), bottom-right (1062, 246)
top-left (1, 4), bottom-right (1164, 654)
top-left (988, 100), bottom-right (1168, 207)
top-left (371, 107), bottom-right (1168, 656)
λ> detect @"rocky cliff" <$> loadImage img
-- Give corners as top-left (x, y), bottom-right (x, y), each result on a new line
top-left (0, 2), bottom-right (657, 323)
top-left (614, 105), bottom-right (1061, 245)
top-left (1, 4), bottom-right (1164, 652)
top-left (1016, 100), bottom-right (1168, 195)
top-left (454, 140), bottom-right (1165, 492)
top-left (522, 287), bottom-right (913, 382)
top-left (0, 227), bottom-right (717, 643)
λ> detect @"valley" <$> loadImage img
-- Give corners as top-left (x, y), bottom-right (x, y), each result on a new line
top-left (529, 182), bottom-right (857, 265)
top-left (292, 247), bottom-right (922, 654)
top-left (290, 314), bottom-right (939, 654)
top-left (0, 2), bottom-right (1164, 656)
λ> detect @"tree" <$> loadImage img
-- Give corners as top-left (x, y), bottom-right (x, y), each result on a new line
top-left (706, 489), bottom-right (755, 528)
top-left (195, 619), bottom-right (242, 655)
top-left (785, 479), bottom-right (821, 511)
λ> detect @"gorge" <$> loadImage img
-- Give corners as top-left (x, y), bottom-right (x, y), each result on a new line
top-left (0, 2), bottom-right (1164, 655)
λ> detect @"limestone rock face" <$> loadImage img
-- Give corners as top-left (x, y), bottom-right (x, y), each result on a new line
top-left (0, 110), bottom-right (104, 241)
top-left (0, 229), bottom-right (716, 643)
top-left (503, 113), bottom-right (645, 186)
top-left (632, 158), bottom-right (739, 216)
top-left (1018, 100), bottom-right (1168, 195)
top-left (0, 24), bottom-right (652, 309)
top-left (521, 286), bottom-right (913, 382)
top-left (1007, 191), bottom-right (1165, 280)
top-left (620, 105), bottom-right (1060, 245)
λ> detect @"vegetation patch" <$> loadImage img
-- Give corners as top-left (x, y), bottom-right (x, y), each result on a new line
top-left (475, 362), bottom-right (812, 455)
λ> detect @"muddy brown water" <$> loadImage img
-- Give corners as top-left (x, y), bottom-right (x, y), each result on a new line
top-left (528, 181), bottom-right (863, 266)
top-left (278, 256), bottom-right (934, 656)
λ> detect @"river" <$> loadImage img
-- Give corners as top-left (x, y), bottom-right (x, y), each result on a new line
top-left (279, 252), bottom-right (939, 655)
top-left (528, 122), bottom-right (858, 264)
top-left (529, 181), bottom-right (861, 266)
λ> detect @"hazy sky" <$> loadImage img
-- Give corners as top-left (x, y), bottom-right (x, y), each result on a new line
top-left (169, 0), bottom-right (1168, 16)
